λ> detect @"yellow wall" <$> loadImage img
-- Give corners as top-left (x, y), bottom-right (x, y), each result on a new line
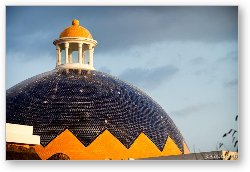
top-left (33, 129), bottom-right (189, 160)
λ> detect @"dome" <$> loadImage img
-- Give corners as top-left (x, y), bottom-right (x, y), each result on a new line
top-left (6, 19), bottom-right (189, 160)
top-left (59, 19), bottom-right (93, 39)
top-left (6, 68), bottom-right (189, 160)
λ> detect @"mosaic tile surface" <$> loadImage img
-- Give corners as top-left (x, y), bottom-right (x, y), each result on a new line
top-left (6, 69), bottom-right (185, 152)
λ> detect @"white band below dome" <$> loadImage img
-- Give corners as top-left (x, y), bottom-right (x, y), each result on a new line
top-left (56, 63), bottom-right (95, 70)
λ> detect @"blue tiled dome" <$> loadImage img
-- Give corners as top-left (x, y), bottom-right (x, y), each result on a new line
top-left (6, 68), bottom-right (185, 152)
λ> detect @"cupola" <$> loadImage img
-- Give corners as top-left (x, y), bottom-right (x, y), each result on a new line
top-left (53, 19), bottom-right (97, 70)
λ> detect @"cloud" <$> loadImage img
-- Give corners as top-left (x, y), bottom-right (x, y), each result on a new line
top-left (170, 103), bottom-right (215, 117)
top-left (224, 79), bottom-right (238, 87)
top-left (97, 66), bottom-right (111, 74)
top-left (7, 6), bottom-right (238, 60)
top-left (119, 65), bottom-right (179, 90)
top-left (189, 56), bottom-right (205, 65)
top-left (6, 53), bottom-right (55, 88)
top-left (217, 50), bottom-right (238, 63)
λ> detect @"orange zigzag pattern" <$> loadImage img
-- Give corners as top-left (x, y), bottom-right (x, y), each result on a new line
top-left (33, 129), bottom-right (189, 160)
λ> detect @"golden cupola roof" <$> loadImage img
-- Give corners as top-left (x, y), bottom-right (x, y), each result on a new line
top-left (59, 19), bottom-right (93, 39)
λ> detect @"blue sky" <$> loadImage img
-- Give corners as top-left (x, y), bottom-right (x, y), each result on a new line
top-left (6, 6), bottom-right (238, 152)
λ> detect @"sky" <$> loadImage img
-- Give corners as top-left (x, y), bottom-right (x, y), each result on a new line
top-left (6, 6), bottom-right (238, 152)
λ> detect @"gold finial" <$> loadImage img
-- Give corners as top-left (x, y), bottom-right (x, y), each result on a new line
top-left (72, 19), bottom-right (79, 26)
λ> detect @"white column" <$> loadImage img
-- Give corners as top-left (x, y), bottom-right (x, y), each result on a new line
top-left (56, 45), bottom-right (61, 66)
top-left (78, 43), bottom-right (83, 64)
top-left (88, 45), bottom-right (94, 67)
top-left (65, 42), bottom-right (69, 64)
top-left (82, 47), bottom-right (85, 64)
top-left (69, 49), bottom-right (72, 63)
